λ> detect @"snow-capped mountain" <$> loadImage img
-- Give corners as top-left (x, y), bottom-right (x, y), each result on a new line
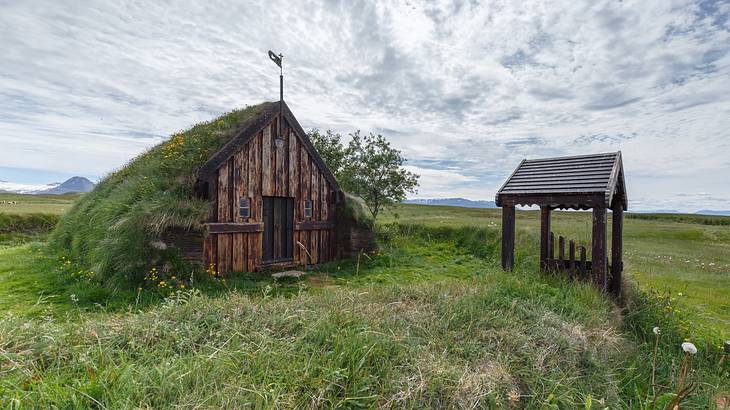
top-left (0, 180), bottom-right (60, 194)
top-left (402, 198), bottom-right (497, 208)
top-left (0, 177), bottom-right (95, 194)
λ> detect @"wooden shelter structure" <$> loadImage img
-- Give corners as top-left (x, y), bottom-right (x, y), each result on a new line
top-left (495, 152), bottom-right (627, 295)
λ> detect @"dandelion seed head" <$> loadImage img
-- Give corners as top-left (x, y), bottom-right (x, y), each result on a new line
top-left (681, 342), bottom-right (697, 355)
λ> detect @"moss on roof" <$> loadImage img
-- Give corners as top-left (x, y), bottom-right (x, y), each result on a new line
top-left (50, 102), bottom-right (275, 284)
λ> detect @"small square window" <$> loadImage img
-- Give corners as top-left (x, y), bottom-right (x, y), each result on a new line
top-left (304, 199), bottom-right (313, 218)
top-left (239, 197), bottom-right (250, 218)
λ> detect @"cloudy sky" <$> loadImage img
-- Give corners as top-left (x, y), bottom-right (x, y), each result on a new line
top-left (1, 0), bottom-right (729, 211)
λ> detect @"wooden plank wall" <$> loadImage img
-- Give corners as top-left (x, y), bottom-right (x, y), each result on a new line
top-left (203, 116), bottom-right (336, 274)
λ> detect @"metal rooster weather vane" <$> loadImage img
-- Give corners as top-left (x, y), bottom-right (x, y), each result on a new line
top-left (268, 50), bottom-right (284, 144)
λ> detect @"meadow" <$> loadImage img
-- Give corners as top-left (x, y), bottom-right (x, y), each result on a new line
top-left (0, 199), bottom-right (728, 408)
top-left (0, 192), bottom-right (81, 215)
top-left (383, 204), bottom-right (730, 341)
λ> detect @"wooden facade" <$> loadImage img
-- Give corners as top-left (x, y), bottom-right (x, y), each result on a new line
top-left (195, 102), bottom-right (340, 274)
top-left (496, 152), bottom-right (627, 296)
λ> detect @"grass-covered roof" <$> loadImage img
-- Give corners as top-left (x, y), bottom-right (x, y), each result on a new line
top-left (50, 102), bottom-right (276, 284)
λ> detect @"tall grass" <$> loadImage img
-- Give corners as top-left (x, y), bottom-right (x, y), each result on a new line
top-left (0, 213), bottom-right (58, 234)
top-left (0, 213), bottom-right (59, 246)
top-left (1, 222), bottom-right (728, 407)
top-left (0, 279), bottom-right (628, 408)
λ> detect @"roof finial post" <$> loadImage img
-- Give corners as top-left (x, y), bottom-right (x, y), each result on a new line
top-left (268, 50), bottom-right (284, 139)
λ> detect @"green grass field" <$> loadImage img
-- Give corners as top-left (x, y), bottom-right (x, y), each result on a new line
top-left (383, 204), bottom-right (730, 340)
top-left (0, 192), bottom-right (81, 215)
top-left (0, 203), bottom-right (728, 407)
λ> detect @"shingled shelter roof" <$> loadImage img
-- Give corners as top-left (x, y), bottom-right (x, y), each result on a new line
top-left (495, 151), bottom-right (627, 210)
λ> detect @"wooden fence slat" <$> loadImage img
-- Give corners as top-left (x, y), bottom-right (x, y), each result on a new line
top-left (558, 236), bottom-right (565, 270)
top-left (549, 232), bottom-right (555, 259)
top-left (569, 240), bottom-right (576, 279)
top-left (579, 246), bottom-right (587, 279)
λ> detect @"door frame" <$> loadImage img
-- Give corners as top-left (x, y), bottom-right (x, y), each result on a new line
top-left (262, 196), bottom-right (294, 263)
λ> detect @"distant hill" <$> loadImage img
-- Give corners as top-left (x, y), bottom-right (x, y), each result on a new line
top-left (403, 198), bottom-right (497, 208)
top-left (0, 177), bottom-right (95, 195)
top-left (40, 176), bottom-right (95, 194)
top-left (695, 210), bottom-right (730, 216)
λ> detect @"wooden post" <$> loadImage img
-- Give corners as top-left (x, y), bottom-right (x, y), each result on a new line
top-left (579, 246), bottom-right (586, 279)
top-left (501, 205), bottom-right (516, 271)
top-left (540, 206), bottom-right (551, 271)
top-left (558, 236), bottom-right (565, 270)
top-left (592, 207), bottom-right (608, 291)
top-left (610, 205), bottom-right (624, 297)
top-left (569, 240), bottom-right (576, 279)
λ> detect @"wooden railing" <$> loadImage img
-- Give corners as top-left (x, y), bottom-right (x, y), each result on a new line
top-left (543, 232), bottom-right (608, 284)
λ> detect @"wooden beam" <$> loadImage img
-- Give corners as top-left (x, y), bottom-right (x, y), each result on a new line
top-left (206, 223), bottom-right (264, 233)
top-left (610, 205), bottom-right (624, 297)
top-left (540, 206), bottom-right (551, 271)
top-left (592, 207), bottom-right (608, 291)
top-left (498, 194), bottom-right (605, 209)
top-left (295, 220), bottom-right (335, 230)
top-left (605, 151), bottom-right (622, 208)
top-left (501, 205), bottom-right (515, 271)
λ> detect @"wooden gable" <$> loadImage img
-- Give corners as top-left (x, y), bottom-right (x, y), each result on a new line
top-left (197, 101), bottom-right (340, 274)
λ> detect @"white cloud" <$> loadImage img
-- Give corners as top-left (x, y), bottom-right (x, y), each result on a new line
top-left (0, 0), bottom-right (729, 212)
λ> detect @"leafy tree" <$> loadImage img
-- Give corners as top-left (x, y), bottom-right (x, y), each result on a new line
top-left (307, 129), bottom-right (346, 178)
top-left (308, 129), bottom-right (419, 220)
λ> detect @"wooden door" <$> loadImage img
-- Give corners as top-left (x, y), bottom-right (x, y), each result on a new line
top-left (263, 197), bottom-right (294, 263)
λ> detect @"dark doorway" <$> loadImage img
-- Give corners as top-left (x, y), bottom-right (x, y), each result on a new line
top-left (263, 196), bottom-right (294, 263)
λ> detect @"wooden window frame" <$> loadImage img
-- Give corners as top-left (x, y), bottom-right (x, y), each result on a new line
top-left (239, 197), bottom-right (251, 218)
top-left (303, 199), bottom-right (313, 219)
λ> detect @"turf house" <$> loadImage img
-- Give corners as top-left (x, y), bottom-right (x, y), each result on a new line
top-left (51, 101), bottom-right (374, 282)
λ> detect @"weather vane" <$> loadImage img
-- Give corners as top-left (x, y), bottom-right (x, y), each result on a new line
top-left (268, 50), bottom-right (284, 142)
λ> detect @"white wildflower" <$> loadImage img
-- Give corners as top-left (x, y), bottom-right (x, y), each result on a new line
top-left (681, 342), bottom-right (697, 355)
top-left (652, 326), bottom-right (660, 335)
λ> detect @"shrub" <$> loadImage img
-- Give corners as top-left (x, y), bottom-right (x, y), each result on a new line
top-left (0, 213), bottom-right (59, 234)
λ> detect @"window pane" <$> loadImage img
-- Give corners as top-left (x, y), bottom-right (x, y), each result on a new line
top-left (304, 199), bottom-right (312, 218)
top-left (239, 197), bottom-right (250, 218)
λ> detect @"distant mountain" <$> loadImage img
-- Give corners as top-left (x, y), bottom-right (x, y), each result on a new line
top-left (695, 210), bottom-right (730, 216)
top-left (40, 177), bottom-right (95, 194)
top-left (403, 198), bottom-right (497, 208)
top-left (0, 176), bottom-right (95, 195)
top-left (0, 181), bottom-right (59, 194)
